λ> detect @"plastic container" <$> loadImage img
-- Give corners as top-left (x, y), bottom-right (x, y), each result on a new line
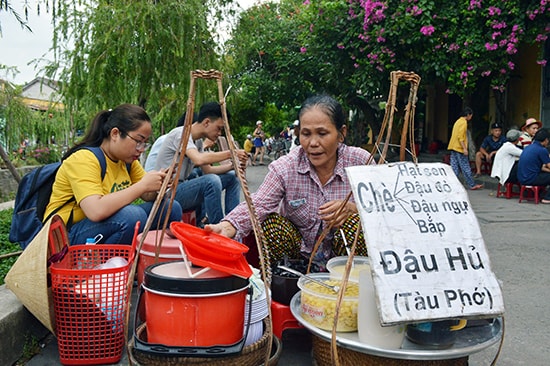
top-left (358, 267), bottom-right (405, 349)
top-left (326, 256), bottom-right (370, 281)
top-left (298, 273), bottom-right (359, 332)
top-left (143, 261), bottom-right (250, 347)
top-left (136, 230), bottom-right (184, 286)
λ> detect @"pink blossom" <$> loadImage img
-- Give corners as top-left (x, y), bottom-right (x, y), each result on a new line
top-left (508, 61), bottom-right (515, 70)
top-left (310, 24), bottom-right (314, 32)
top-left (449, 43), bottom-right (460, 51)
top-left (420, 25), bottom-right (435, 36)
top-left (536, 34), bottom-right (548, 42)
top-left (460, 71), bottom-right (468, 79)
top-left (468, 0), bottom-right (482, 11)
top-left (303, 0), bottom-right (310, 5)
top-left (488, 6), bottom-right (501, 16)
top-left (485, 43), bottom-right (498, 51)
top-left (500, 69), bottom-right (507, 74)
top-left (300, 47), bottom-right (307, 53)
top-left (491, 31), bottom-right (501, 40)
top-left (537, 60), bottom-right (548, 67)
top-left (481, 71), bottom-right (492, 77)
top-left (354, 63), bottom-right (360, 68)
top-left (492, 21), bottom-right (507, 30)
top-left (337, 43), bottom-right (345, 49)
top-left (377, 36), bottom-right (386, 42)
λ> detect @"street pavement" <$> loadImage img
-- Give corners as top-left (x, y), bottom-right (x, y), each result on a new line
top-left (23, 154), bottom-right (550, 365)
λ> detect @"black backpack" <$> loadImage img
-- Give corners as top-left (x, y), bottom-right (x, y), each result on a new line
top-left (10, 147), bottom-right (111, 249)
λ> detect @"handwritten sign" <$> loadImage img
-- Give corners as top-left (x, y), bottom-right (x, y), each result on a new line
top-left (346, 162), bottom-right (504, 325)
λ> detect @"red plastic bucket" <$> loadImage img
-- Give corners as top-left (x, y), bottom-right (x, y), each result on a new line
top-left (136, 230), bottom-right (183, 286)
top-left (143, 261), bottom-right (249, 347)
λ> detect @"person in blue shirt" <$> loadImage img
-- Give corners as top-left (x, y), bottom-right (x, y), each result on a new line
top-left (474, 122), bottom-right (506, 177)
top-left (517, 128), bottom-right (550, 203)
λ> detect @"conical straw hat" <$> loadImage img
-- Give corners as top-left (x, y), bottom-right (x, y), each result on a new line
top-left (5, 215), bottom-right (68, 335)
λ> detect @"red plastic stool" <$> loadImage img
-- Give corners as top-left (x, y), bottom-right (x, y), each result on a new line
top-left (271, 299), bottom-right (304, 339)
top-left (496, 182), bottom-right (520, 199)
top-left (519, 185), bottom-right (545, 204)
top-left (181, 210), bottom-right (197, 226)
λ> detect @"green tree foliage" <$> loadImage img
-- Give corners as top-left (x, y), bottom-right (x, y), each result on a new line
top-left (226, 0), bottom-right (549, 144)
top-left (44, 0), bottom-right (233, 135)
top-left (342, 0), bottom-right (549, 96)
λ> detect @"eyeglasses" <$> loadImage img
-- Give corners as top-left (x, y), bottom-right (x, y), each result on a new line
top-left (126, 134), bottom-right (151, 151)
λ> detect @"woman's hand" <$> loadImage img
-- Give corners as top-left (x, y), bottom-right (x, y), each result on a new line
top-left (204, 221), bottom-right (237, 238)
top-left (139, 170), bottom-right (168, 193)
top-left (318, 200), bottom-right (357, 228)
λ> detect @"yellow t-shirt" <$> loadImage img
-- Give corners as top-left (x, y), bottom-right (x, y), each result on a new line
top-left (45, 149), bottom-right (145, 225)
top-left (447, 117), bottom-right (468, 153)
top-left (244, 139), bottom-right (254, 153)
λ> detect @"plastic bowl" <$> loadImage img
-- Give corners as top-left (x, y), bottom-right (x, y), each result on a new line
top-left (326, 256), bottom-right (370, 281)
top-left (298, 273), bottom-right (359, 332)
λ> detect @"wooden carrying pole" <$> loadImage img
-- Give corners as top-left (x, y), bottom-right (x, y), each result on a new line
top-left (125, 69), bottom-right (273, 364)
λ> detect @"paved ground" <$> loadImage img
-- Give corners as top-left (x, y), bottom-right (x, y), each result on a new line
top-left (12, 153), bottom-right (550, 364)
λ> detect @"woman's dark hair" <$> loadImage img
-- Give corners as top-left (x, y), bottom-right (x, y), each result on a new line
top-left (460, 107), bottom-right (473, 117)
top-left (534, 128), bottom-right (549, 142)
top-left (63, 104), bottom-right (151, 159)
top-left (298, 95), bottom-right (346, 130)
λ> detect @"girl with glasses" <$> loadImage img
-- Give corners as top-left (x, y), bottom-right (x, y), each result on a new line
top-left (45, 103), bottom-right (182, 245)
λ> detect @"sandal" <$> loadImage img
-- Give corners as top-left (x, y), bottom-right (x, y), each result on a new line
top-left (470, 184), bottom-right (484, 190)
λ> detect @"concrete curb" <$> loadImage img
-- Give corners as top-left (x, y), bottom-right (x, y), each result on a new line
top-left (0, 285), bottom-right (49, 365)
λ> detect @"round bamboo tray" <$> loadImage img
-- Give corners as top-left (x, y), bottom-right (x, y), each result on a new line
top-left (312, 335), bottom-right (468, 366)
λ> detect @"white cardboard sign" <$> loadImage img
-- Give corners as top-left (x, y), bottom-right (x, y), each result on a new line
top-left (346, 162), bottom-right (504, 325)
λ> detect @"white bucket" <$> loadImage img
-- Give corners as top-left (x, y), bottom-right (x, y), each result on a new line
top-left (357, 267), bottom-right (405, 349)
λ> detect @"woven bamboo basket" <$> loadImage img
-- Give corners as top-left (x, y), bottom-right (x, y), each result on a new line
top-left (129, 319), bottom-right (281, 366)
top-left (312, 335), bottom-right (468, 366)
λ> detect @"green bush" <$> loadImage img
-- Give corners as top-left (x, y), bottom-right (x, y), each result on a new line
top-left (0, 209), bottom-right (20, 285)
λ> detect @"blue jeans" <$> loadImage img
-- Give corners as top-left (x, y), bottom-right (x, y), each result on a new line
top-left (174, 171), bottom-right (240, 224)
top-left (68, 198), bottom-right (182, 245)
top-left (450, 150), bottom-right (475, 188)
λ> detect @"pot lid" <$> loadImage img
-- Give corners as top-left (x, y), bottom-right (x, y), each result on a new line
top-left (170, 222), bottom-right (253, 279)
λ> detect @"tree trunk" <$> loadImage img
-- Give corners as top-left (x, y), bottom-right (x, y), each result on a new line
top-left (0, 144), bottom-right (21, 183)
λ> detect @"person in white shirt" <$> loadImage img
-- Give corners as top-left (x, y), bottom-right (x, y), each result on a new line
top-left (491, 129), bottom-right (523, 184)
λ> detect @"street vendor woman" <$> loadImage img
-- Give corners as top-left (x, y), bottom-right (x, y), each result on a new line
top-left (206, 95), bottom-right (375, 265)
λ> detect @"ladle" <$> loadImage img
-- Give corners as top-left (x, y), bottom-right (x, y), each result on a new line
top-left (277, 265), bottom-right (339, 293)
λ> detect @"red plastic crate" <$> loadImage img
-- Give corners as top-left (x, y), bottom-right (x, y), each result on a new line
top-left (50, 228), bottom-right (137, 365)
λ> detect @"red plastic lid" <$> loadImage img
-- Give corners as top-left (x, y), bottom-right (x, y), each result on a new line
top-left (138, 230), bottom-right (183, 259)
top-left (170, 222), bottom-right (253, 279)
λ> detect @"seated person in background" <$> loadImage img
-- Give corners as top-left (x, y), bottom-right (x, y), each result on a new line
top-left (46, 104), bottom-right (182, 245)
top-left (144, 112), bottom-right (197, 172)
top-left (491, 129), bottom-right (522, 185)
top-left (155, 102), bottom-right (249, 224)
top-left (517, 128), bottom-right (550, 204)
top-left (206, 95), bottom-right (376, 266)
top-left (517, 117), bottom-right (542, 148)
top-left (474, 122), bottom-right (506, 177)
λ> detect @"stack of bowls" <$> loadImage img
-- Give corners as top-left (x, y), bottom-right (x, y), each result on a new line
top-left (244, 282), bottom-right (269, 347)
